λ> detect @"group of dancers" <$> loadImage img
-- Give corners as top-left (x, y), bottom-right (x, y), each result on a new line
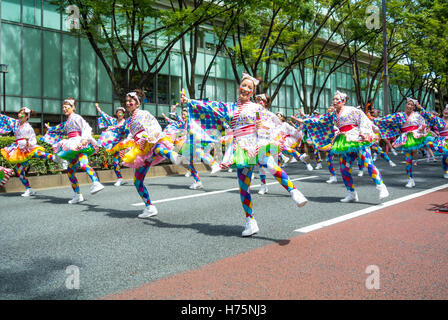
top-left (1, 72), bottom-right (448, 237)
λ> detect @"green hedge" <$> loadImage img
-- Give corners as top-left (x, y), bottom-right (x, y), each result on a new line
top-left (0, 135), bottom-right (115, 176)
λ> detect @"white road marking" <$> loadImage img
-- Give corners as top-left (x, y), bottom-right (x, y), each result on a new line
top-left (131, 176), bottom-right (318, 206)
top-left (295, 183), bottom-right (448, 233)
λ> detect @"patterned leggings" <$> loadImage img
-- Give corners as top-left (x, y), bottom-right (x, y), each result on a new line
top-left (134, 164), bottom-right (152, 207)
top-left (326, 151), bottom-right (336, 176)
top-left (238, 156), bottom-right (297, 218)
top-left (15, 150), bottom-right (55, 189)
top-left (339, 148), bottom-right (383, 192)
top-left (357, 144), bottom-right (391, 170)
top-left (67, 153), bottom-right (100, 194)
top-left (112, 152), bottom-right (122, 179)
top-left (282, 147), bottom-right (302, 161)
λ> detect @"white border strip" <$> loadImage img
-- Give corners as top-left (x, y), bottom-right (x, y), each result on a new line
top-left (131, 176), bottom-right (318, 206)
top-left (294, 183), bottom-right (448, 233)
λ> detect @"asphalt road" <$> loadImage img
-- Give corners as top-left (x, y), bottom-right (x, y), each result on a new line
top-left (1, 154), bottom-right (447, 299)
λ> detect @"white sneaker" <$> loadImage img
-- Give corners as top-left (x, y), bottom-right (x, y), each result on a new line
top-left (228, 168), bottom-right (233, 173)
top-left (340, 191), bottom-right (359, 203)
top-left (358, 170), bottom-right (364, 177)
top-left (299, 154), bottom-right (310, 163)
top-left (258, 185), bottom-right (268, 195)
top-left (242, 217), bottom-right (259, 237)
top-left (373, 154), bottom-right (378, 162)
top-left (189, 181), bottom-right (203, 190)
top-left (90, 182), bottom-right (104, 194)
top-left (53, 156), bottom-right (68, 169)
top-left (432, 158), bottom-right (437, 162)
top-left (185, 171), bottom-right (192, 177)
top-left (376, 183), bottom-right (389, 199)
top-left (392, 149), bottom-right (398, 156)
top-left (138, 205), bottom-right (158, 218)
top-left (444, 173), bottom-right (448, 179)
top-left (290, 158), bottom-right (298, 164)
top-left (290, 189), bottom-right (308, 207)
top-left (210, 163), bottom-right (221, 176)
top-left (68, 193), bottom-right (84, 204)
top-left (315, 163), bottom-right (322, 170)
top-left (389, 161), bottom-right (396, 167)
top-left (282, 156), bottom-right (290, 165)
top-left (21, 188), bottom-right (36, 197)
top-left (114, 178), bottom-right (123, 187)
top-left (326, 175), bottom-right (337, 184)
top-left (306, 163), bottom-right (314, 171)
top-left (171, 153), bottom-right (185, 165)
top-left (405, 178), bottom-right (415, 188)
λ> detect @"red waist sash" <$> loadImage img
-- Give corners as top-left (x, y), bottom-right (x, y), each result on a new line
top-left (401, 126), bottom-right (418, 133)
top-left (339, 124), bottom-right (357, 133)
top-left (68, 131), bottom-right (82, 138)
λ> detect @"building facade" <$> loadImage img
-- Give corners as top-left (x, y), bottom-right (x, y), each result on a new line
top-left (0, 0), bottom-right (434, 134)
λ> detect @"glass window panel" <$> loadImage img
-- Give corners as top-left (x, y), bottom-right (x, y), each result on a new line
top-left (170, 54), bottom-right (182, 77)
top-left (97, 59), bottom-right (112, 103)
top-left (216, 79), bottom-right (226, 101)
top-left (80, 39), bottom-right (97, 101)
top-left (195, 52), bottom-right (205, 76)
top-left (79, 102), bottom-right (96, 116)
top-left (216, 56), bottom-right (226, 79)
top-left (23, 27), bottom-right (42, 97)
top-left (62, 34), bottom-right (79, 100)
top-left (170, 76), bottom-right (181, 105)
top-left (43, 0), bottom-right (61, 30)
top-left (43, 99), bottom-right (61, 114)
top-left (2, 23), bottom-right (22, 96)
top-left (23, 0), bottom-right (42, 26)
top-left (23, 97), bottom-right (42, 113)
top-left (4, 96), bottom-right (21, 113)
top-left (43, 31), bottom-right (61, 98)
top-left (157, 74), bottom-right (169, 105)
top-left (226, 80), bottom-right (236, 102)
top-left (1, 0), bottom-right (21, 22)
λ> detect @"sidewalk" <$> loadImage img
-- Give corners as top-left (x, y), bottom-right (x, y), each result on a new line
top-left (0, 163), bottom-right (210, 193)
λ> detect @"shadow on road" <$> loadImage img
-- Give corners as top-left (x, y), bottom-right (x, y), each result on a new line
top-left (142, 219), bottom-right (291, 246)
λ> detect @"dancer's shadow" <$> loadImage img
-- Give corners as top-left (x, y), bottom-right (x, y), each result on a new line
top-left (426, 203), bottom-right (448, 213)
top-left (142, 219), bottom-right (291, 246)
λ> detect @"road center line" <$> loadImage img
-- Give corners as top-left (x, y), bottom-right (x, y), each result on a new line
top-left (131, 175), bottom-right (318, 206)
top-left (295, 183), bottom-right (448, 233)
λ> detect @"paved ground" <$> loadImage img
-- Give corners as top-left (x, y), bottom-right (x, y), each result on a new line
top-left (0, 154), bottom-right (447, 300)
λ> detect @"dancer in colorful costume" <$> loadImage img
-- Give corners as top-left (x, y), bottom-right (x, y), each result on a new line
top-left (96, 104), bottom-right (133, 186)
top-left (1, 107), bottom-right (60, 196)
top-left (299, 91), bottom-right (389, 202)
top-left (181, 73), bottom-right (308, 237)
top-left (168, 103), bottom-right (221, 189)
top-left (417, 103), bottom-right (448, 179)
top-left (41, 98), bottom-right (105, 203)
top-left (375, 97), bottom-right (429, 188)
top-left (119, 89), bottom-right (184, 218)
top-left (275, 111), bottom-right (313, 171)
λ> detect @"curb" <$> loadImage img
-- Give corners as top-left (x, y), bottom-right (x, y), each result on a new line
top-left (0, 163), bottom-right (211, 193)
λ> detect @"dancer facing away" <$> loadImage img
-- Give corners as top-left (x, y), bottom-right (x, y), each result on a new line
top-left (299, 90), bottom-right (389, 202)
top-left (275, 111), bottom-right (313, 171)
top-left (1, 107), bottom-right (61, 196)
top-left (96, 104), bottom-right (133, 187)
top-left (42, 98), bottom-right (105, 203)
top-left (119, 89), bottom-right (184, 218)
top-left (181, 73), bottom-right (308, 237)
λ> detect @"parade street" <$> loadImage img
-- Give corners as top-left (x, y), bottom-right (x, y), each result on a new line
top-left (1, 155), bottom-right (447, 300)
